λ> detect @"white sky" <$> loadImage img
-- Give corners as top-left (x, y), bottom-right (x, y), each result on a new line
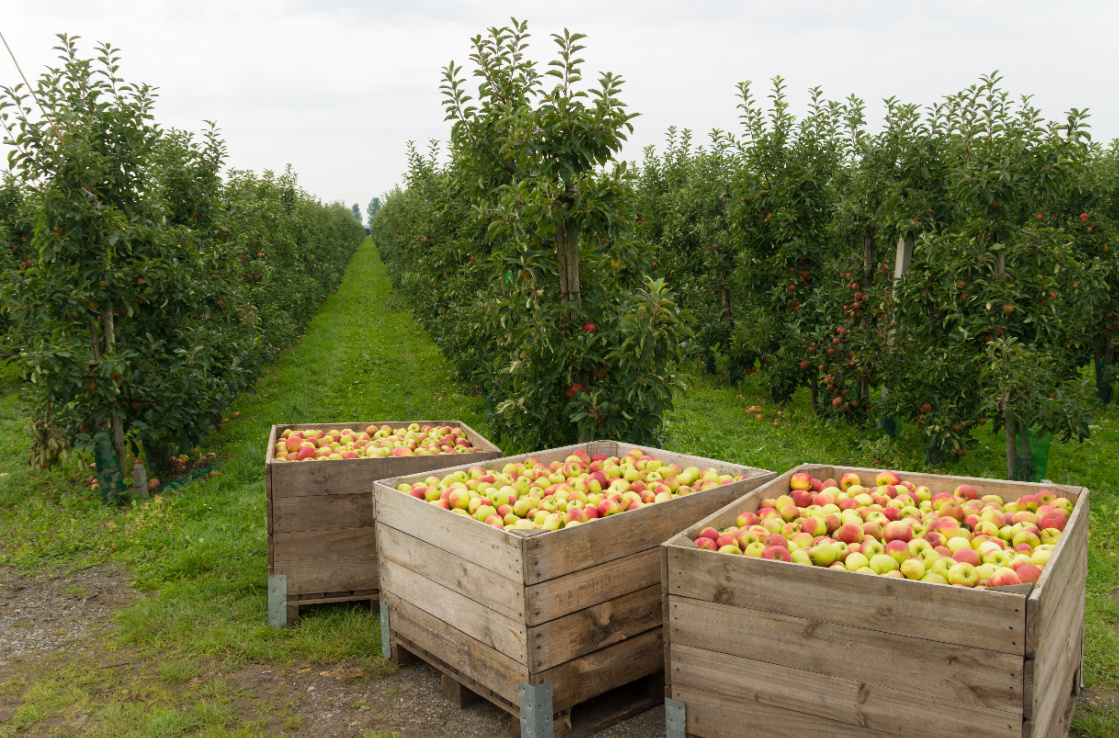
top-left (3, 1), bottom-right (1117, 222)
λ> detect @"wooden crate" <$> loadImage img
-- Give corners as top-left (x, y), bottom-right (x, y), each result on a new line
top-left (373, 441), bottom-right (775, 738)
top-left (661, 464), bottom-right (1088, 738)
top-left (265, 420), bottom-right (502, 626)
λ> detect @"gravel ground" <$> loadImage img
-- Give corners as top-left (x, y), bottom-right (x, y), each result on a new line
top-left (228, 656), bottom-right (665, 737)
top-left (0, 565), bottom-right (135, 668)
top-left (0, 568), bottom-right (666, 736)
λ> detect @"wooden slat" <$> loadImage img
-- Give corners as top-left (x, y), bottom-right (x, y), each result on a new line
top-left (1024, 552), bottom-right (1087, 717)
top-left (272, 527), bottom-right (376, 563)
top-left (272, 492), bottom-right (374, 533)
top-left (671, 643), bottom-right (1020, 738)
top-left (661, 543), bottom-right (672, 688)
top-left (1025, 489), bottom-right (1090, 654)
top-left (534, 628), bottom-right (664, 712)
top-left (1025, 683), bottom-right (1078, 738)
top-left (384, 592), bottom-right (528, 705)
top-left (273, 555), bottom-right (378, 595)
top-left (1027, 577), bottom-right (1085, 734)
top-left (524, 548), bottom-right (660, 626)
top-left (523, 472), bottom-right (771, 584)
top-left (672, 683), bottom-right (895, 738)
top-left (377, 523), bottom-right (526, 622)
top-left (373, 485), bottom-right (524, 582)
top-left (669, 596), bottom-right (1024, 713)
top-left (380, 557), bottom-right (528, 665)
top-left (665, 544), bottom-right (1027, 655)
top-left (528, 585), bottom-right (661, 672)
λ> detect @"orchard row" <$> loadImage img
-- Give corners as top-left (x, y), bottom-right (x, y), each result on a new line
top-left (0, 38), bottom-right (365, 488)
top-left (374, 19), bottom-right (1118, 478)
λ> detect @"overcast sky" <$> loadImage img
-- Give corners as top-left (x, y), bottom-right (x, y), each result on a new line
top-left (3, 1), bottom-right (1117, 222)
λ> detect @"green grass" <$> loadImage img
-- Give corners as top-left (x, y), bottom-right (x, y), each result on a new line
top-left (0, 235), bottom-right (1116, 734)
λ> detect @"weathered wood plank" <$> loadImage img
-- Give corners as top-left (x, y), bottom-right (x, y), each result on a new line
top-left (272, 527), bottom-right (376, 563)
top-left (377, 522), bottom-right (526, 622)
top-left (534, 627), bottom-right (664, 712)
top-left (1024, 552), bottom-right (1087, 718)
top-left (273, 555), bottom-right (378, 595)
top-left (384, 592), bottom-right (528, 705)
top-left (524, 548), bottom-right (660, 626)
top-left (671, 682), bottom-right (895, 738)
top-left (528, 585), bottom-right (661, 672)
top-left (272, 492), bottom-right (374, 533)
top-left (1028, 576), bottom-right (1085, 735)
top-left (380, 557), bottom-right (529, 665)
top-left (671, 643), bottom-right (1020, 738)
top-left (668, 596), bottom-right (1024, 713)
top-left (373, 486), bottom-right (524, 582)
top-left (1026, 488), bottom-right (1090, 654)
top-left (666, 544), bottom-right (1027, 655)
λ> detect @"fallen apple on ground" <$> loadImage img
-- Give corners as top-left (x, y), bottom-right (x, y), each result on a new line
top-left (690, 470), bottom-right (1073, 590)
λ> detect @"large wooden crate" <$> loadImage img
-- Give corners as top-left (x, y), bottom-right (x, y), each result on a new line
top-left (373, 441), bottom-right (775, 737)
top-left (265, 420), bottom-right (501, 626)
top-left (661, 464), bottom-right (1088, 738)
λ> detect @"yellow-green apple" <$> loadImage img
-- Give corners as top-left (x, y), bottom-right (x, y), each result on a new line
top-left (790, 549), bottom-right (812, 565)
top-left (744, 542), bottom-right (766, 557)
top-left (930, 557), bottom-right (953, 579)
top-left (845, 552), bottom-right (870, 571)
top-left (1039, 528), bottom-right (1062, 546)
top-left (947, 562), bottom-right (979, 587)
top-left (718, 544), bottom-right (743, 555)
top-left (1012, 530), bottom-right (1041, 549)
top-left (809, 542), bottom-right (838, 567)
top-left (1016, 494), bottom-right (1039, 513)
top-left (922, 573), bottom-right (949, 584)
top-left (900, 558), bottom-right (926, 580)
top-left (839, 472), bottom-right (861, 491)
top-left (946, 537), bottom-right (973, 554)
top-left (861, 540), bottom-right (885, 558)
top-left (885, 540), bottom-right (910, 565)
top-left (908, 539), bottom-right (933, 557)
top-left (736, 511), bottom-right (760, 528)
top-left (869, 554), bottom-right (899, 574)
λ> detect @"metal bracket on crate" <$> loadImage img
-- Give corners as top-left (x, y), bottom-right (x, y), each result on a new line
top-left (665, 698), bottom-right (686, 738)
top-left (519, 680), bottom-right (554, 738)
top-left (380, 601), bottom-right (391, 660)
top-left (267, 575), bottom-right (287, 628)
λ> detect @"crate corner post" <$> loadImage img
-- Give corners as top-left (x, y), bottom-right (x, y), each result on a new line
top-left (519, 680), bottom-right (554, 738)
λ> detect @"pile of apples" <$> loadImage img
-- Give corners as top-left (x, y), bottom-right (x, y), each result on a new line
top-left (273, 424), bottom-right (482, 461)
top-left (394, 447), bottom-right (747, 531)
top-left (692, 470), bottom-right (1071, 589)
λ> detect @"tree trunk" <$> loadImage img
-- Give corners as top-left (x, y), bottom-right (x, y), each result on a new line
top-left (555, 219), bottom-right (580, 306)
top-left (858, 230), bottom-right (874, 409)
top-left (1003, 408), bottom-right (1018, 481)
top-left (1017, 425), bottom-right (1035, 482)
top-left (103, 309), bottom-right (128, 477)
top-left (1095, 345), bottom-right (1115, 405)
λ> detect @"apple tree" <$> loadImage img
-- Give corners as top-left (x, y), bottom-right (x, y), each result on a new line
top-left (381, 19), bottom-right (693, 448)
top-left (0, 36), bottom-right (260, 482)
top-left (886, 76), bottom-right (1101, 476)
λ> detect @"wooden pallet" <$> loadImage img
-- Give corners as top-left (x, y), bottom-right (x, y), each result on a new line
top-left (662, 464), bottom-right (1089, 738)
top-left (264, 420), bottom-right (501, 626)
top-left (391, 631), bottom-right (664, 738)
top-left (374, 440), bottom-right (774, 738)
top-left (271, 588), bottom-right (380, 626)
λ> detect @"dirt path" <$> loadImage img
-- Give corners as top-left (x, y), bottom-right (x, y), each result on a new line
top-left (0, 572), bottom-right (664, 736)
